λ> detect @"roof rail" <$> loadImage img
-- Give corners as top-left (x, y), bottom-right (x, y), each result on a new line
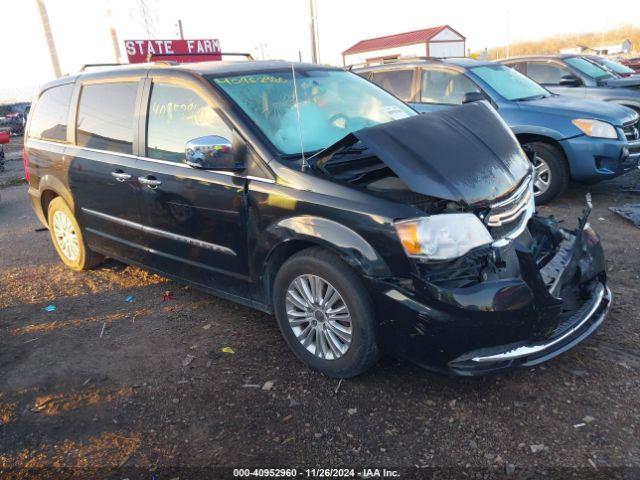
top-left (145, 52), bottom-right (254, 62)
top-left (349, 55), bottom-right (445, 69)
top-left (79, 63), bottom-right (126, 71)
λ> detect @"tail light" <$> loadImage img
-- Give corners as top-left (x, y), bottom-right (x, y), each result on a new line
top-left (23, 145), bottom-right (30, 182)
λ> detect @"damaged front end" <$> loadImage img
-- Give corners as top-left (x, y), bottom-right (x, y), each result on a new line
top-left (373, 195), bottom-right (610, 375)
top-left (446, 200), bottom-right (610, 374)
top-left (314, 103), bottom-right (610, 374)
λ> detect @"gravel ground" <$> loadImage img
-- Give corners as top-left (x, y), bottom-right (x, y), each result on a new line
top-left (1, 134), bottom-right (640, 478)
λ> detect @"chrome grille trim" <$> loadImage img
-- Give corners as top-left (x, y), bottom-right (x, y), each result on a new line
top-left (487, 175), bottom-right (533, 227)
top-left (622, 119), bottom-right (640, 142)
top-left (486, 175), bottom-right (535, 247)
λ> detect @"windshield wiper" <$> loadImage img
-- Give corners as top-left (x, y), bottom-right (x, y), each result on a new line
top-left (512, 94), bottom-right (548, 102)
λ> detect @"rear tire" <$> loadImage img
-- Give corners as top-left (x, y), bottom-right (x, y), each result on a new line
top-left (525, 141), bottom-right (569, 205)
top-left (273, 247), bottom-right (380, 378)
top-left (47, 197), bottom-right (104, 271)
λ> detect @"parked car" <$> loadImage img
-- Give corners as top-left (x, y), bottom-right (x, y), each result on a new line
top-left (24, 61), bottom-right (610, 377)
top-left (584, 55), bottom-right (638, 78)
top-left (356, 58), bottom-right (640, 204)
top-left (500, 55), bottom-right (640, 113)
top-left (0, 130), bottom-right (9, 173)
top-left (621, 57), bottom-right (640, 73)
top-left (0, 102), bottom-right (31, 136)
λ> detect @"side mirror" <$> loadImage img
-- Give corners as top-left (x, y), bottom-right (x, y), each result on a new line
top-left (559, 75), bottom-right (581, 87)
top-left (462, 91), bottom-right (485, 104)
top-left (184, 135), bottom-right (244, 171)
top-left (0, 131), bottom-right (10, 144)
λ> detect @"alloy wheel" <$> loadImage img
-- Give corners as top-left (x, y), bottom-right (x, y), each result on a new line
top-left (533, 155), bottom-right (552, 197)
top-left (52, 210), bottom-right (80, 262)
top-left (285, 274), bottom-right (353, 360)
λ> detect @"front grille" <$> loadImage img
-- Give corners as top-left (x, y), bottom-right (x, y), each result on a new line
top-left (486, 176), bottom-right (534, 241)
top-left (622, 119), bottom-right (640, 142)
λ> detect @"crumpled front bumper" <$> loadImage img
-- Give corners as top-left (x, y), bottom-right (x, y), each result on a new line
top-left (373, 207), bottom-right (610, 376)
top-left (447, 281), bottom-right (610, 375)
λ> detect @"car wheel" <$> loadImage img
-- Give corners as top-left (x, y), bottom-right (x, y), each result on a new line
top-left (47, 197), bottom-right (104, 271)
top-left (273, 247), bottom-right (381, 378)
top-left (526, 142), bottom-right (569, 205)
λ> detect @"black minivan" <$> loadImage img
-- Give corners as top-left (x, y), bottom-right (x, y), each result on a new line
top-left (24, 61), bottom-right (610, 377)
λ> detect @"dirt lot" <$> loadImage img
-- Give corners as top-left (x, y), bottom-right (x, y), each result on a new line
top-left (1, 135), bottom-right (640, 478)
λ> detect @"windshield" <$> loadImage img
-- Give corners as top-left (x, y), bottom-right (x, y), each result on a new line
top-left (565, 57), bottom-right (614, 80)
top-left (209, 69), bottom-right (415, 155)
top-left (596, 58), bottom-right (635, 75)
top-left (470, 65), bottom-right (549, 101)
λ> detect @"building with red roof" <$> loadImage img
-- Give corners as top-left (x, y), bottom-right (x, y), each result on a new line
top-left (342, 25), bottom-right (466, 66)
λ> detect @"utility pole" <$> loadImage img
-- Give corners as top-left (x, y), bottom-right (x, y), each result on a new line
top-left (505, 0), bottom-right (510, 58)
top-left (308, 0), bottom-right (318, 63)
top-left (106, 6), bottom-right (122, 62)
top-left (35, 0), bottom-right (62, 78)
top-left (177, 19), bottom-right (184, 40)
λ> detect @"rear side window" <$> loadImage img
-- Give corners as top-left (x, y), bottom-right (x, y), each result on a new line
top-left (525, 62), bottom-right (571, 85)
top-left (146, 82), bottom-right (232, 162)
top-left (369, 70), bottom-right (414, 101)
top-left (28, 84), bottom-right (73, 142)
top-left (421, 69), bottom-right (480, 104)
top-left (76, 82), bottom-right (138, 154)
top-left (507, 62), bottom-right (527, 74)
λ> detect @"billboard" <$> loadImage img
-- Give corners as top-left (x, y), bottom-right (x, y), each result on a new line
top-left (124, 39), bottom-right (222, 63)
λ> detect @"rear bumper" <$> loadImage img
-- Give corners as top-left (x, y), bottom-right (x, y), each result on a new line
top-left (561, 135), bottom-right (640, 182)
top-left (373, 213), bottom-right (610, 375)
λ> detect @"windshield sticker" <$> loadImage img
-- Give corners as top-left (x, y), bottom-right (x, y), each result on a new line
top-left (215, 75), bottom-right (289, 86)
top-left (382, 105), bottom-right (410, 120)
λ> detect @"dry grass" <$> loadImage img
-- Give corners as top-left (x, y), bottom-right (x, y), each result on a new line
top-left (31, 388), bottom-right (132, 416)
top-left (0, 431), bottom-right (142, 469)
top-left (485, 24), bottom-right (640, 60)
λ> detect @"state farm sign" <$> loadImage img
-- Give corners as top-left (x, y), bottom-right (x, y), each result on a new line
top-left (124, 39), bottom-right (222, 63)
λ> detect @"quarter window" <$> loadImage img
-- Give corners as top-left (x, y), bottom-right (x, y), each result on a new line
top-left (146, 82), bottom-right (232, 162)
top-left (421, 69), bottom-right (480, 104)
top-left (76, 82), bottom-right (138, 154)
top-left (29, 84), bottom-right (73, 142)
top-left (369, 70), bottom-right (414, 101)
top-left (525, 62), bottom-right (572, 85)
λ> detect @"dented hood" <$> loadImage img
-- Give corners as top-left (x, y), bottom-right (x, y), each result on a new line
top-left (320, 101), bottom-right (531, 206)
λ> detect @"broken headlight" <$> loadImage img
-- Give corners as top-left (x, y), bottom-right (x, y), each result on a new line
top-left (394, 213), bottom-right (493, 261)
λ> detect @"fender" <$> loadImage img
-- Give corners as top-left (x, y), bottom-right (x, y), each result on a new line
top-left (36, 174), bottom-right (75, 214)
top-left (510, 125), bottom-right (569, 142)
top-left (263, 215), bottom-right (392, 278)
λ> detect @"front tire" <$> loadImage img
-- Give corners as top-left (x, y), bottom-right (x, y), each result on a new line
top-left (47, 197), bottom-right (104, 271)
top-left (273, 247), bottom-right (380, 378)
top-left (525, 141), bottom-right (569, 205)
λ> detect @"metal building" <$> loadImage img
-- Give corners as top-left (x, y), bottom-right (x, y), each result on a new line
top-left (342, 25), bottom-right (466, 66)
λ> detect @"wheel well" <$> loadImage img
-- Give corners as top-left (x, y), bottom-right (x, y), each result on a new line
top-left (263, 240), bottom-right (333, 306)
top-left (40, 190), bottom-right (59, 222)
top-left (515, 134), bottom-right (569, 165)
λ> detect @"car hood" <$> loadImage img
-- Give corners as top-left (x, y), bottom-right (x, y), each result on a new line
top-left (600, 76), bottom-right (640, 88)
top-left (316, 101), bottom-right (531, 206)
top-left (519, 95), bottom-right (638, 125)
